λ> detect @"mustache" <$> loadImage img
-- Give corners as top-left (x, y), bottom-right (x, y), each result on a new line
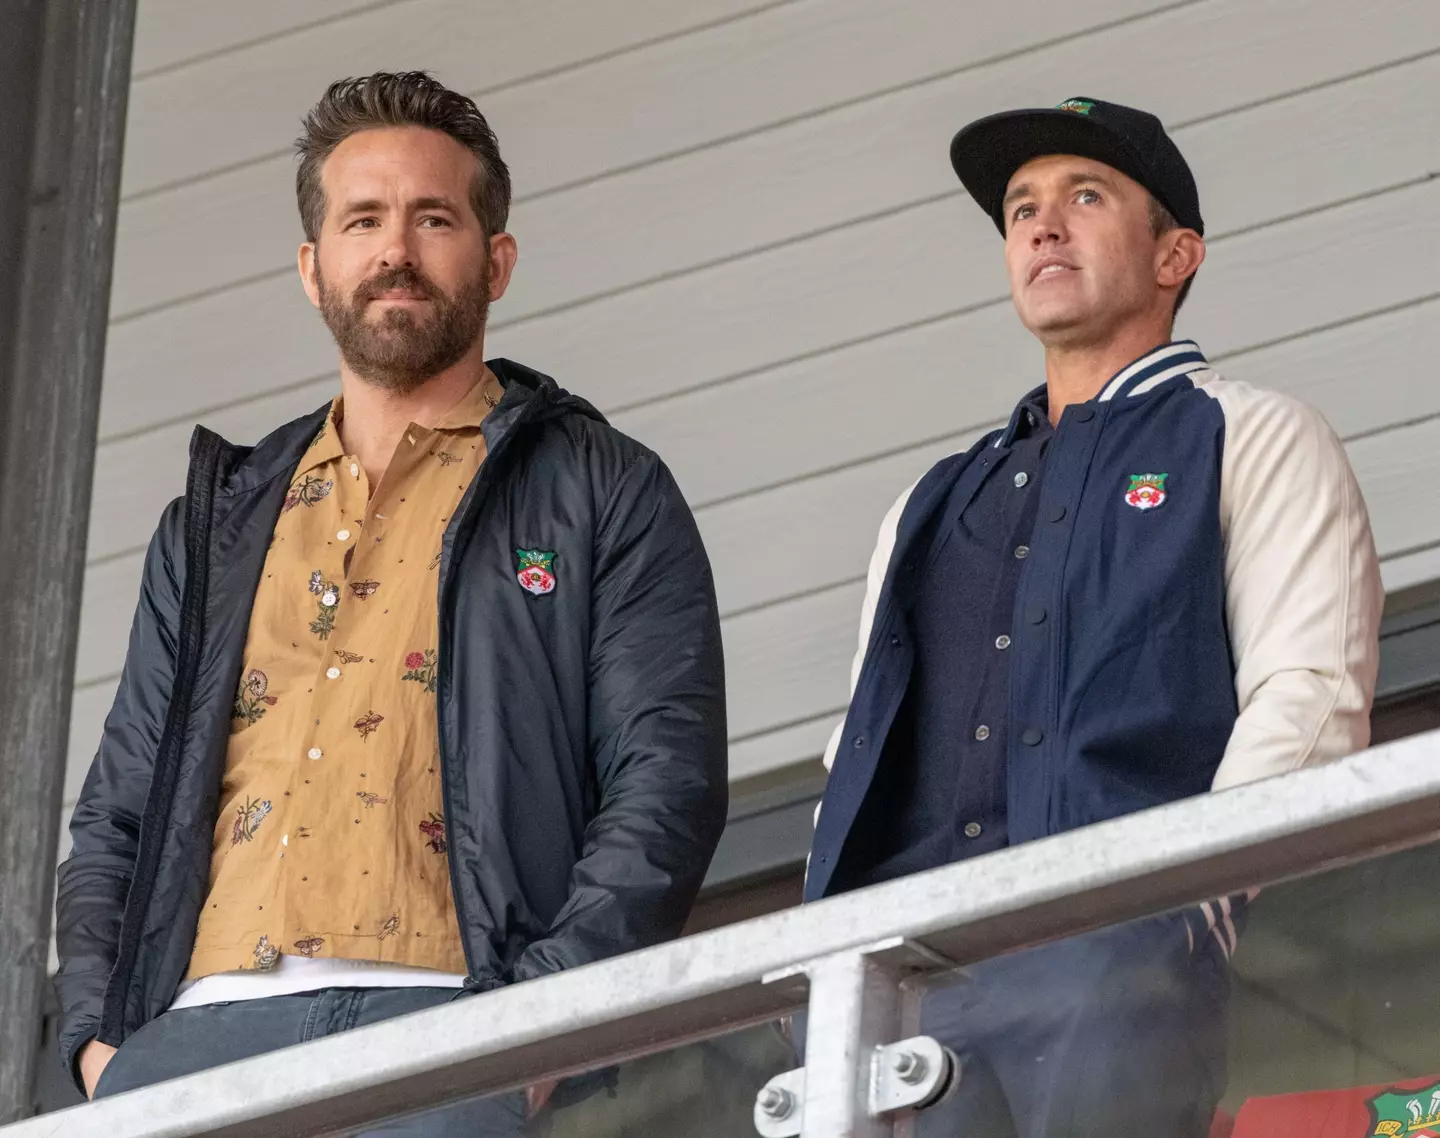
top-left (354, 267), bottom-right (445, 305)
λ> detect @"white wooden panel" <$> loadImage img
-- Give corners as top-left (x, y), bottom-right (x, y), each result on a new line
top-left (1382, 546), bottom-right (1440, 594)
top-left (107, 2), bottom-right (1440, 353)
top-left (121, 0), bottom-right (778, 198)
top-left (87, 182), bottom-right (1440, 569)
top-left (75, 556), bottom-right (145, 687)
top-left (131, 0), bottom-right (385, 76)
top-left (494, 176), bottom-right (1440, 418)
top-left (110, 0), bottom-right (1178, 321)
top-left (65, 680), bottom-right (117, 807)
top-left (729, 714), bottom-right (836, 781)
top-left (723, 582), bottom-right (863, 740)
top-left (1351, 418), bottom-right (1440, 565)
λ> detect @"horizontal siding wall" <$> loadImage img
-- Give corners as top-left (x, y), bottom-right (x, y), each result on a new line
top-left (61, 0), bottom-right (1440, 870)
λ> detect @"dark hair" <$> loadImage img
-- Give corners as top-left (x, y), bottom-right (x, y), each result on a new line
top-left (1147, 195), bottom-right (1195, 316)
top-left (295, 71), bottom-right (511, 242)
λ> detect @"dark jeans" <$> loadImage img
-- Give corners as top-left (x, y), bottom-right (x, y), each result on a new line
top-left (93, 986), bottom-right (532, 1136)
top-left (795, 912), bottom-right (1230, 1136)
top-left (917, 912), bottom-right (1231, 1136)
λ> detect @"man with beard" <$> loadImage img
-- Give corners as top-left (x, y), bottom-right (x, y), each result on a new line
top-left (55, 72), bottom-right (728, 1134)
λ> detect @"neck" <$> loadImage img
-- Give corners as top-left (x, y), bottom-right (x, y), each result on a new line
top-left (336, 338), bottom-right (489, 482)
top-left (1042, 317), bottom-right (1173, 424)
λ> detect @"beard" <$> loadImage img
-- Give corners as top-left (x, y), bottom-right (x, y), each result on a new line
top-left (316, 260), bottom-right (490, 393)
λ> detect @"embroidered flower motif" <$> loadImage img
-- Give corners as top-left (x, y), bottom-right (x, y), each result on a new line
top-left (309, 572), bottom-right (340, 639)
top-left (334, 649), bottom-right (364, 665)
top-left (293, 935), bottom-right (324, 958)
top-left (349, 579), bottom-right (381, 600)
top-left (284, 474), bottom-right (333, 514)
top-left (402, 649), bottom-right (438, 693)
top-left (354, 710), bottom-right (384, 741)
top-left (419, 813), bottom-right (447, 854)
top-left (377, 914), bottom-right (401, 941)
top-left (356, 791), bottom-right (389, 809)
top-left (433, 451), bottom-right (460, 467)
top-left (252, 935), bottom-right (279, 971)
top-left (231, 796), bottom-right (273, 845)
top-left (232, 668), bottom-right (278, 727)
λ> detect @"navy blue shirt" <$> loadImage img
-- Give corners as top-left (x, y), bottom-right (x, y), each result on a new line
top-left (837, 395), bottom-right (1053, 889)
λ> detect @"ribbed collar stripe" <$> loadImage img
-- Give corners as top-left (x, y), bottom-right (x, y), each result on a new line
top-left (1098, 340), bottom-right (1207, 402)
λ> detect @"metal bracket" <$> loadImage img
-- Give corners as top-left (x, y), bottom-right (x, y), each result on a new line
top-left (753, 1067), bottom-right (805, 1137)
top-left (870, 1036), bottom-right (956, 1115)
top-left (754, 938), bottom-right (966, 1137)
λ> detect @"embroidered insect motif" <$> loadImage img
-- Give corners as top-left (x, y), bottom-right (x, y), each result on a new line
top-left (402, 650), bottom-right (438, 694)
top-left (419, 813), bottom-right (447, 854)
top-left (515, 549), bottom-right (557, 596)
top-left (349, 579), bottom-right (381, 600)
top-left (232, 668), bottom-right (278, 727)
top-left (1124, 472), bottom-right (1169, 511)
top-left (356, 791), bottom-right (389, 809)
top-left (293, 936), bottom-right (324, 958)
top-left (334, 649), bottom-right (364, 665)
top-left (433, 451), bottom-right (460, 467)
top-left (231, 797), bottom-right (273, 845)
top-left (354, 710), bottom-right (384, 741)
top-left (284, 474), bottom-right (333, 513)
top-left (252, 935), bottom-right (279, 971)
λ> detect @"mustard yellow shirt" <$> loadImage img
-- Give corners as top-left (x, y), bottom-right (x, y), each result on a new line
top-left (186, 371), bottom-right (502, 979)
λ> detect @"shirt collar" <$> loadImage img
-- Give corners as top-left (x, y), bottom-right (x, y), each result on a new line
top-left (292, 368), bottom-right (503, 477)
top-left (995, 340), bottom-right (1209, 449)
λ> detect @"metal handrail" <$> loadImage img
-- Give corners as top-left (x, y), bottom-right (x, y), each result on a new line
top-left (10, 728), bottom-right (1440, 1137)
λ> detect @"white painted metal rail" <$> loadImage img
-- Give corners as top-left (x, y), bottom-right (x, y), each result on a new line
top-left (9, 729), bottom-right (1440, 1137)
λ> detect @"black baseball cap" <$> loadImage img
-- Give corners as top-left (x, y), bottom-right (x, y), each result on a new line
top-left (950, 97), bottom-right (1203, 237)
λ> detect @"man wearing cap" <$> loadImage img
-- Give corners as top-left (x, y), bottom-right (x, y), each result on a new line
top-left (805, 98), bottom-right (1381, 1133)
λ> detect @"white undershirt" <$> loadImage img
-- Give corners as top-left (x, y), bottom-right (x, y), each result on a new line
top-left (168, 956), bottom-right (467, 1011)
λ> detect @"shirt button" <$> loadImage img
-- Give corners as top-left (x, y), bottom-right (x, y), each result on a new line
top-left (1021, 729), bottom-right (1044, 747)
top-left (349, 463), bottom-right (360, 478)
top-left (964, 822), bottom-right (983, 839)
top-left (1047, 505), bottom-right (1067, 523)
top-left (281, 834), bottom-right (289, 847)
top-left (307, 747), bottom-right (323, 760)
top-left (326, 666), bottom-right (341, 679)
top-left (337, 529), bottom-right (351, 541)
top-left (1014, 545), bottom-right (1030, 559)
top-left (1013, 472), bottom-right (1029, 488)
top-left (974, 725), bottom-right (990, 741)
top-left (995, 634), bottom-right (1011, 650)
top-left (1026, 605), bottom-right (1047, 625)
top-left (853, 734), bottom-right (865, 748)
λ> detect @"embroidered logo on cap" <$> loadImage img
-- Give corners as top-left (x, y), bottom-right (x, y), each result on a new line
top-left (1056, 99), bottom-right (1095, 115)
top-left (515, 548), bottom-right (557, 596)
top-left (1125, 473), bottom-right (1168, 510)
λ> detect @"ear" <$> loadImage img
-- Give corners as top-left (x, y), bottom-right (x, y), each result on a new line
top-left (298, 241), bottom-right (321, 309)
top-left (1158, 228), bottom-right (1205, 292)
top-left (486, 232), bottom-right (518, 305)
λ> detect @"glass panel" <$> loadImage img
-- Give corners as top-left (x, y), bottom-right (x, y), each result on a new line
top-left (888, 838), bottom-right (1440, 1136)
top-left (351, 1017), bottom-right (796, 1138)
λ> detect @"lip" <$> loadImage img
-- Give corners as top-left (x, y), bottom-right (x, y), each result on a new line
top-left (1028, 256), bottom-right (1078, 285)
top-left (370, 292), bottom-right (430, 302)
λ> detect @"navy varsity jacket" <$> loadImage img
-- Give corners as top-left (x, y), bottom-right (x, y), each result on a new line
top-left (807, 340), bottom-right (1381, 906)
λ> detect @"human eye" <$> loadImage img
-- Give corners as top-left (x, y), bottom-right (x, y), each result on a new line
top-left (419, 215), bottom-right (451, 228)
top-left (346, 216), bottom-right (379, 231)
top-left (1011, 202), bottom-right (1036, 223)
top-left (1075, 187), bottom-right (1102, 205)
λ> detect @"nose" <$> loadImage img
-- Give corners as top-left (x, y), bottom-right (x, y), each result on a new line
top-left (378, 227), bottom-right (419, 270)
top-left (1029, 200), bottom-right (1067, 248)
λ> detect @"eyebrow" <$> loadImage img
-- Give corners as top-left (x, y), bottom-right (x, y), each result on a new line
top-left (336, 196), bottom-right (464, 218)
top-left (1002, 170), bottom-right (1119, 210)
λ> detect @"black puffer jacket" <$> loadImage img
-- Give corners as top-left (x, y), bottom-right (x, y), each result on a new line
top-left (54, 360), bottom-right (728, 1086)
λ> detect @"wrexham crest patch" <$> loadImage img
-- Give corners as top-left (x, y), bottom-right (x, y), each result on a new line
top-left (515, 548), bottom-right (557, 596)
top-left (1124, 472), bottom-right (1168, 510)
top-left (1368, 1080), bottom-right (1440, 1136)
top-left (1056, 98), bottom-right (1095, 115)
